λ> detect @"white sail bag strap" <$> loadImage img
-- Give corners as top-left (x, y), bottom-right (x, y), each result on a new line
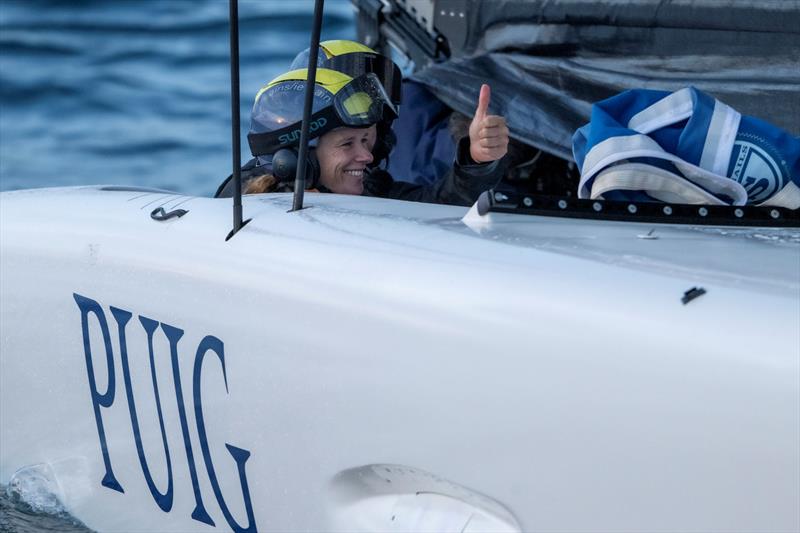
top-left (578, 134), bottom-right (747, 204)
top-left (590, 162), bottom-right (727, 205)
top-left (628, 88), bottom-right (742, 176)
top-left (626, 87), bottom-right (695, 134)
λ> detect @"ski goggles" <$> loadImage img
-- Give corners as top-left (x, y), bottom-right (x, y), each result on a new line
top-left (248, 72), bottom-right (397, 156)
top-left (322, 52), bottom-right (402, 106)
top-left (291, 44), bottom-right (402, 106)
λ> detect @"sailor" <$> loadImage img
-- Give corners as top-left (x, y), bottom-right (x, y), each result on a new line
top-left (216, 67), bottom-right (508, 205)
top-left (285, 40), bottom-right (403, 174)
top-left (285, 40), bottom-right (529, 191)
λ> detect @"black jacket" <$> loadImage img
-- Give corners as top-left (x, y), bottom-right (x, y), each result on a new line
top-left (215, 137), bottom-right (505, 207)
top-left (362, 137), bottom-right (506, 206)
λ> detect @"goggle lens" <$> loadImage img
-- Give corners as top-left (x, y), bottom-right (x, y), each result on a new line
top-left (334, 73), bottom-right (397, 126)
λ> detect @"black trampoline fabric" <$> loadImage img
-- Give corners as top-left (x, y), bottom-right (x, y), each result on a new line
top-left (408, 0), bottom-right (800, 161)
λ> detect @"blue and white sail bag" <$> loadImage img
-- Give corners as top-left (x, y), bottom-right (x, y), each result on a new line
top-left (572, 87), bottom-right (800, 208)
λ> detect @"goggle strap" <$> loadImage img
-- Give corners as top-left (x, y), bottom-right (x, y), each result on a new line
top-left (326, 55), bottom-right (402, 105)
top-left (248, 106), bottom-right (341, 156)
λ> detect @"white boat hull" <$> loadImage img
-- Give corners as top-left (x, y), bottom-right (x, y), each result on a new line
top-left (1, 186), bottom-right (798, 531)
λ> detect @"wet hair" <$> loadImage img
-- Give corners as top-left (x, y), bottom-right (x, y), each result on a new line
top-left (244, 173), bottom-right (278, 194)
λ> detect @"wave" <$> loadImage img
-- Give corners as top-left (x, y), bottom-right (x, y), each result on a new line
top-left (0, 80), bottom-right (81, 102)
top-left (0, 0), bottom-right (357, 195)
top-left (0, 37), bottom-right (78, 57)
top-left (2, 7), bottom-right (352, 36)
top-left (1, 482), bottom-right (93, 533)
top-left (82, 138), bottom-right (192, 156)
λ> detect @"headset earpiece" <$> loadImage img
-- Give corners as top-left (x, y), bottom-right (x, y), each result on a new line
top-left (272, 148), bottom-right (320, 189)
top-left (272, 148), bottom-right (298, 182)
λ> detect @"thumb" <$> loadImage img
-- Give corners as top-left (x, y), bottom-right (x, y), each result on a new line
top-left (474, 83), bottom-right (490, 119)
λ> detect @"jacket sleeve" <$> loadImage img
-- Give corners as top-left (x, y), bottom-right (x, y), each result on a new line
top-left (366, 137), bottom-right (507, 206)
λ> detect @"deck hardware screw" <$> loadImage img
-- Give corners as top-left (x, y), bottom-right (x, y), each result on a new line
top-left (628, 204), bottom-right (637, 214)
top-left (663, 206), bottom-right (673, 215)
top-left (558, 199), bottom-right (568, 209)
top-left (770, 209), bottom-right (780, 219)
top-left (698, 207), bottom-right (708, 217)
top-left (592, 202), bottom-right (602, 212)
top-left (734, 208), bottom-right (744, 218)
top-left (523, 197), bottom-right (533, 207)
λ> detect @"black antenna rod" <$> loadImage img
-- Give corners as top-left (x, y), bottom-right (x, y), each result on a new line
top-left (229, 0), bottom-right (244, 236)
top-left (291, 0), bottom-right (325, 212)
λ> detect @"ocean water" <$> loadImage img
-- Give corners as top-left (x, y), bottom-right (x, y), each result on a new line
top-left (1, 483), bottom-right (91, 532)
top-left (0, 2), bottom-right (354, 530)
top-left (0, 0), bottom-right (356, 197)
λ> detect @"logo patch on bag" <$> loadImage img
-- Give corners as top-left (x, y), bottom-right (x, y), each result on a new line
top-left (728, 135), bottom-right (786, 203)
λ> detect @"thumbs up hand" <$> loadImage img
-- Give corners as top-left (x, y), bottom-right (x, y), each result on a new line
top-left (468, 84), bottom-right (509, 163)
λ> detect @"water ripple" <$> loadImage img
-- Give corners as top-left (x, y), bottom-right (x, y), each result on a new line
top-left (1, 484), bottom-right (93, 533)
top-left (0, 0), bottom-right (356, 196)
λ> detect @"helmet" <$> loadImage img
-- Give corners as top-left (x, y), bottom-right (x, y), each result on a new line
top-left (247, 68), bottom-right (397, 157)
top-left (290, 40), bottom-right (402, 107)
top-left (247, 68), bottom-right (397, 189)
top-left (291, 41), bottom-right (403, 167)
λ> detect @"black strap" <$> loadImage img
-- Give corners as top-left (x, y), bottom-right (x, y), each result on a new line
top-left (247, 106), bottom-right (340, 156)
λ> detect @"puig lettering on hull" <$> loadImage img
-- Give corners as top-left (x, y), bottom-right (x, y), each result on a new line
top-left (73, 293), bottom-right (256, 533)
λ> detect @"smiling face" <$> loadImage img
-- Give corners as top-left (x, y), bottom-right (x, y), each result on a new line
top-left (316, 125), bottom-right (376, 195)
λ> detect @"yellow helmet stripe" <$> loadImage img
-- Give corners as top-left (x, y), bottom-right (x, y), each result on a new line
top-left (255, 68), bottom-right (354, 102)
top-left (320, 40), bottom-right (376, 58)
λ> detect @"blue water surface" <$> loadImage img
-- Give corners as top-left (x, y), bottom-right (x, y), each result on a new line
top-left (0, 0), bottom-right (356, 196)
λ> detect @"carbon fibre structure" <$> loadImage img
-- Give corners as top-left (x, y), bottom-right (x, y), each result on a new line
top-left (478, 189), bottom-right (800, 227)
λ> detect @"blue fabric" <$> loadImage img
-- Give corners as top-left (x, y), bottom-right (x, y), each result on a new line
top-left (387, 80), bottom-right (456, 186)
top-left (677, 89), bottom-right (715, 165)
top-left (573, 87), bottom-right (800, 206)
